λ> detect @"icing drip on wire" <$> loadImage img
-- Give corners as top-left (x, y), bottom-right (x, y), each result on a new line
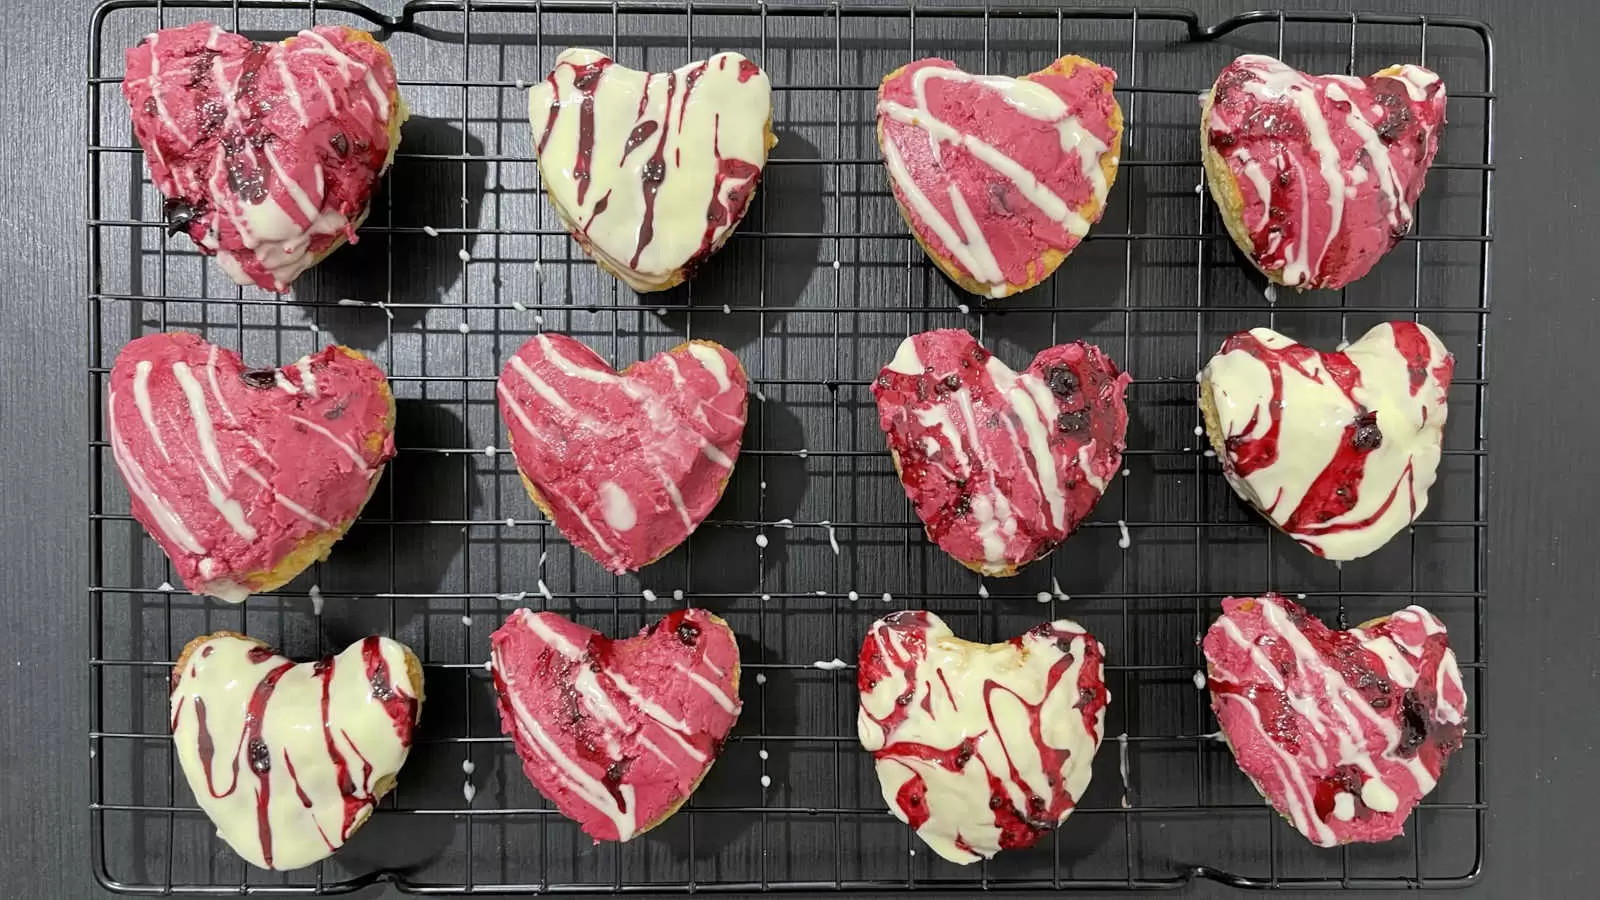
top-left (1202, 595), bottom-right (1466, 846)
top-left (529, 49), bottom-right (771, 291)
top-left (169, 635), bottom-right (421, 869)
top-left (1200, 322), bottom-right (1453, 561)
top-left (857, 610), bottom-right (1108, 863)
top-left (496, 335), bottom-right (747, 574)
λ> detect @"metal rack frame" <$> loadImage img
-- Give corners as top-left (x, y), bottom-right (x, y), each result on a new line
top-left (86, 0), bottom-right (1492, 893)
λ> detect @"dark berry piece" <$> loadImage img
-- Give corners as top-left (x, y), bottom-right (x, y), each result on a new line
top-left (1352, 411), bottom-right (1383, 450)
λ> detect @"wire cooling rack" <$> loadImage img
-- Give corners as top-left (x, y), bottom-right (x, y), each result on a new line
top-left (86, 0), bottom-right (1491, 893)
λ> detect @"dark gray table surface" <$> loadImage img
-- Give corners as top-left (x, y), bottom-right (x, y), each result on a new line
top-left (3, 0), bottom-right (1597, 897)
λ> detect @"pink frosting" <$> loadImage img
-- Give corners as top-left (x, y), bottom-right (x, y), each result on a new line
top-left (878, 58), bottom-right (1120, 291)
top-left (496, 334), bottom-right (747, 574)
top-left (490, 609), bottom-right (741, 842)
top-left (107, 332), bottom-right (395, 600)
top-left (1206, 55), bottom-right (1446, 290)
top-left (1204, 595), bottom-right (1467, 846)
top-left (123, 23), bottom-right (401, 293)
top-left (872, 330), bottom-right (1129, 573)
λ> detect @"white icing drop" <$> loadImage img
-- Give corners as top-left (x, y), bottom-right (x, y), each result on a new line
top-left (812, 658), bottom-right (848, 671)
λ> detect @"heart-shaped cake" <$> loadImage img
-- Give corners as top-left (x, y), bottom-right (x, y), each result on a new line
top-left (529, 49), bottom-right (774, 292)
top-left (490, 608), bottom-right (741, 842)
top-left (497, 334), bottom-right (746, 573)
top-left (108, 332), bottom-right (395, 602)
top-left (872, 329), bottom-right (1129, 575)
top-left (170, 632), bottom-right (424, 869)
top-left (123, 23), bottom-right (406, 293)
top-left (1202, 54), bottom-right (1446, 290)
top-left (1203, 595), bottom-right (1466, 846)
top-left (857, 610), bottom-right (1109, 863)
top-left (1199, 322), bottom-right (1453, 560)
top-left (877, 56), bottom-right (1123, 298)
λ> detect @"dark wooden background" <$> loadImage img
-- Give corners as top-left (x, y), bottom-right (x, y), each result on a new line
top-left (4, 0), bottom-right (1598, 897)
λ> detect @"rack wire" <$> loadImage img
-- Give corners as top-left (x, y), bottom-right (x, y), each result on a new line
top-left (86, 0), bottom-right (1492, 893)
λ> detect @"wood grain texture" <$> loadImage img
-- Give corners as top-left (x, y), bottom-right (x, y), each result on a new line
top-left (3, 0), bottom-right (1597, 898)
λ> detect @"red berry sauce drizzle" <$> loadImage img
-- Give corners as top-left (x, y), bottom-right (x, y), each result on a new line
top-left (1203, 595), bottom-right (1466, 846)
top-left (857, 610), bottom-right (1108, 863)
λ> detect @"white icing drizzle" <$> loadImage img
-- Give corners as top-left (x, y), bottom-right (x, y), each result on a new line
top-left (132, 360), bottom-right (171, 461)
top-left (287, 415), bottom-right (370, 470)
top-left (528, 49), bottom-right (772, 291)
top-left (169, 635), bottom-right (420, 870)
top-left (1201, 323), bottom-right (1452, 560)
top-left (108, 394), bottom-right (204, 555)
top-left (686, 342), bottom-right (732, 393)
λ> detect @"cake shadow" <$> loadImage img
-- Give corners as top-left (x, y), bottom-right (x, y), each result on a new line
top-left (648, 129), bottom-right (825, 352)
top-left (313, 115), bottom-right (490, 351)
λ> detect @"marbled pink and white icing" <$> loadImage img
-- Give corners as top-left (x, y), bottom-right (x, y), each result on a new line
top-left (124, 23), bottom-right (405, 293)
top-left (872, 329), bottom-right (1129, 575)
top-left (496, 334), bottom-right (747, 573)
top-left (490, 608), bottom-right (741, 842)
top-left (1200, 322), bottom-right (1453, 561)
top-left (1203, 595), bottom-right (1466, 846)
top-left (1205, 54), bottom-right (1446, 290)
top-left (529, 48), bottom-right (772, 291)
top-left (107, 332), bottom-right (395, 602)
top-left (170, 634), bottom-right (422, 869)
top-left (857, 610), bottom-right (1109, 863)
top-left (877, 57), bottom-right (1122, 296)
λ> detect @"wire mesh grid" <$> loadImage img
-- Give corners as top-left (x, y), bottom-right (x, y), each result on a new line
top-left (85, 0), bottom-right (1491, 893)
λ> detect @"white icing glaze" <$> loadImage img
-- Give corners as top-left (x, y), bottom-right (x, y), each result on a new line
top-left (528, 49), bottom-right (772, 291)
top-left (1201, 323), bottom-right (1452, 560)
top-left (169, 635), bottom-right (420, 870)
top-left (857, 613), bottom-right (1106, 864)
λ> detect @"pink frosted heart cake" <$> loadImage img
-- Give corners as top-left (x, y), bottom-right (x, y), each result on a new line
top-left (872, 329), bottom-right (1129, 575)
top-left (124, 23), bottom-right (406, 293)
top-left (107, 332), bottom-right (395, 602)
top-left (857, 610), bottom-right (1109, 864)
top-left (1203, 594), bottom-right (1466, 846)
top-left (496, 334), bottom-right (747, 573)
top-left (490, 608), bottom-right (742, 842)
top-left (877, 56), bottom-right (1123, 298)
top-left (1202, 54), bottom-right (1446, 290)
top-left (1199, 322), bottom-right (1453, 560)
top-left (529, 48), bottom-right (774, 292)
top-left (170, 632), bottom-right (423, 869)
